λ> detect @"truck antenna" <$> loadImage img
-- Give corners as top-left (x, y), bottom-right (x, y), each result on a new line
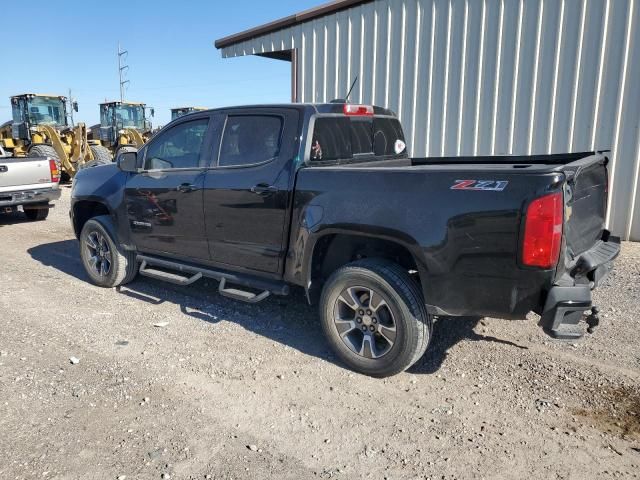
top-left (345, 76), bottom-right (358, 103)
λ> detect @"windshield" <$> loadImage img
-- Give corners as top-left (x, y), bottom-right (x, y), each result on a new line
top-left (171, 108), bottom-right (192, 120)
top-left (114, 104), bottom-right (145, 129)
top-left (26, 97), bottom-right (67, 126)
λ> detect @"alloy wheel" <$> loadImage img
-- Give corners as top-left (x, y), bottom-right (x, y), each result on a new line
top-left (333, 286), bottom-right (397, 359)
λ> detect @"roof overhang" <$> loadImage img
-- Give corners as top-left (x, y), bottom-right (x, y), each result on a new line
top-left (214, 0), bottom-right (372, 50)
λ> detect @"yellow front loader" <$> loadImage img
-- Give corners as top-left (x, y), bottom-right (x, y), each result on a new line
top-left (89, 101), bottom-right (155, 157)
top-left (0, 94), bottom-right (106, 180)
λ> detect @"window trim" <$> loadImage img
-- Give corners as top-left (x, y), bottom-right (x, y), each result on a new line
top-left (139, 117), bottom-right (211, 172)
top-left (213, 113), bottom-right (286, 170)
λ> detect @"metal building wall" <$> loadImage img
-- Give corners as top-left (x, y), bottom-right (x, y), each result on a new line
top-left (221, 0), bottom-right (640, 241)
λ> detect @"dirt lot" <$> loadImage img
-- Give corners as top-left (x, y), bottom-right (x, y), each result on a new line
top-left (1, 187), bottom-right (639, 480)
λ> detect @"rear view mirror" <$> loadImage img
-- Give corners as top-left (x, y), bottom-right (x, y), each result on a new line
top-left (116, 148), bottom-right (138, 173)
top-left (73, 101), bottom-right (79, 112)
top-left (150, 108), bottom-right (155, 117)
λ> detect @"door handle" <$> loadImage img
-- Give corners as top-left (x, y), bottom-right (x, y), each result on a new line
top-left (176, 183), bottom-right (197, 193)
top-left (0, 166), bottom-right (7, 173)
top-left (251, 184), bottom-right (278, 196)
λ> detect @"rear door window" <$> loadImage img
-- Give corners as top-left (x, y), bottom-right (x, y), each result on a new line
top-left (218, 115), bottom-right (283, 167)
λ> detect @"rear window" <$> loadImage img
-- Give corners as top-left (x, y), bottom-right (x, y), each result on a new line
top-left (310, 116), bottom-right (406, 162)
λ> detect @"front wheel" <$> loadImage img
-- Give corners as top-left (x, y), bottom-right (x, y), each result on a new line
top-left (79, 215), bottom-right (138, 287)
top-left (319, 259), bottom-right (432, 377)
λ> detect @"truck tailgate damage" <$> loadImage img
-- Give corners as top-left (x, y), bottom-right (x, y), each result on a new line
top-left (539, 154), bottom-right (619, 339)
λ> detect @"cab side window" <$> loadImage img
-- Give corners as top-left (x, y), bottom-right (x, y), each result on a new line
top-left (145, 119), bottom-right (209, 170)
top-left (218, 115), bottom-right (283, 167)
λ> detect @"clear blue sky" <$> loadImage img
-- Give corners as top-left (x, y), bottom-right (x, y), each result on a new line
top-left (0, 0), bottom-right (320, 127)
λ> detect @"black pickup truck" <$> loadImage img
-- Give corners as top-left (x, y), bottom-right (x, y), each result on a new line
top-left (70, 103), bottom-right (619, 377)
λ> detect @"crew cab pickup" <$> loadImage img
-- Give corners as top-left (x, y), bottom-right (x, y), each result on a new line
top-left (70, 103), bottom-right (619, 377)
top-left (0, 156), bottom-right (61, 220)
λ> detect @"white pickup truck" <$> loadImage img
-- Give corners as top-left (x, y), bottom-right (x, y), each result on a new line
top-left (0, 155), bottom-right (61, 221)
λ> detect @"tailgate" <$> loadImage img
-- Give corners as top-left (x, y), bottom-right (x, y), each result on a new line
top-left (0, 157), bottom-right (52, 189)
top-left (562, 153), bottom-right (608, 258)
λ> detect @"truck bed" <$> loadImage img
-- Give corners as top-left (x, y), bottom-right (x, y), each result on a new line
top-left (0, 156), bottom-right (58, 191)
top-left (0, 156), bottom-right (61, 209)
top-left (294, 151), bottom-right (609, 319)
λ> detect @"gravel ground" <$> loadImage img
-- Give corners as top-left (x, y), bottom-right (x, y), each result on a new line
top-left (0, 187), bottom-right (639, 480)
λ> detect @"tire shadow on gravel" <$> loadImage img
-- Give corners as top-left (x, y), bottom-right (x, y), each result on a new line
top-left (29, 239), bottom-right (338, 367)
top-left (28, 239), bottom-right (91, 281)
top-left (116, 277), bottom-right (339, 366)
top-left (409, 316), bottom-right (528, 375)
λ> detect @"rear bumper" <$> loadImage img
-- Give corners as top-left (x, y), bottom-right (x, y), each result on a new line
top-left (540, 235), bottom-right (620, 338)
top-left (0, 186), bottom-right (61, 209)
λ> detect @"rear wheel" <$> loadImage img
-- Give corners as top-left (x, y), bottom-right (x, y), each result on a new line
top-left (79, 215), bottom-right (138, 287)
top-left (319, 259), bottom-right (432, 377)
top-left (23, 202), bottom-right (49, 221)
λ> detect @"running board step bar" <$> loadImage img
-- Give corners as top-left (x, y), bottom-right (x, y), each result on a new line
top-left (136, 254), bottom-right (288, 303)
top-left (218, 278), bottom-right (270, 303)
top-left (139, 260), bottom-right (202, 286)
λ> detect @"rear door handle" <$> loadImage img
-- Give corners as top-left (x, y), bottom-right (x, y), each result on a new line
top-left (176, 183), bottom-right (198, 193)
top-left (251, 184), bottom-right (278, 196)
top-left (0, 166), bottom-right (7, 173)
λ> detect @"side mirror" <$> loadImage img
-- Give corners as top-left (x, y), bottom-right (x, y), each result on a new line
top-left (116, 148), bottom-right (138, 173)
top-left (73, 101), bottom-right (79, 112)
top-left (150, 108), bottom-right (155, 117)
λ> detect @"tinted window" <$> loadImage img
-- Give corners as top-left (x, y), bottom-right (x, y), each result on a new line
top-left (145, 119), bottom-right (208, 170)
top-left (310, 116), bottom-right (406, 162)
top-left (350, 120), bottom-right (374, 155)
top-left (373, 118), bottom-right (405, 156)
top-left (219, 115), bottom-right (283, 167)
top-left (311, 117), bottom-right (352, 161)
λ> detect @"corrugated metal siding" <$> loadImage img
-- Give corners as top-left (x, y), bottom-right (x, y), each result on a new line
top-left (221, 0), bottom-right (640, 241)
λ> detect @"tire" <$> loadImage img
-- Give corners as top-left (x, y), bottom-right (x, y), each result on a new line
top-left (319, 259), bottom-right (432, 377)
top-left (79, 215), bottom-right (138, 288)
top-left (88, 145), bottom-right (113, 165)
top-left (23, 203), bottom-right (49, 221)
top-left (28, 144), bottom-right (59, 160)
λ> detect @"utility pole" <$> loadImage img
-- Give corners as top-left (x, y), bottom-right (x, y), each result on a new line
top-left (118, 43), bottom-right (130, 102)
top-left (67, 88), bottom-right (75, 127)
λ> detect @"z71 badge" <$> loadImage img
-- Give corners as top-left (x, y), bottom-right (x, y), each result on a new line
top-left (450, 180), bottom-right (509, 192)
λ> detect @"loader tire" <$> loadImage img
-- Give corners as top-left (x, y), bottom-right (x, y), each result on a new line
top-left (28, 144), bottom-right (59, 161)
top-left (89, 145), bottom-right (113, 164)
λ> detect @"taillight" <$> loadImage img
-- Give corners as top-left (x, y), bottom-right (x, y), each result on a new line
top-left (343, 104), bottom-right (374, 116)
top-left (522, 192), bottom-right (563, 268)
top-left (49, 159), bottom-right (60, 183)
